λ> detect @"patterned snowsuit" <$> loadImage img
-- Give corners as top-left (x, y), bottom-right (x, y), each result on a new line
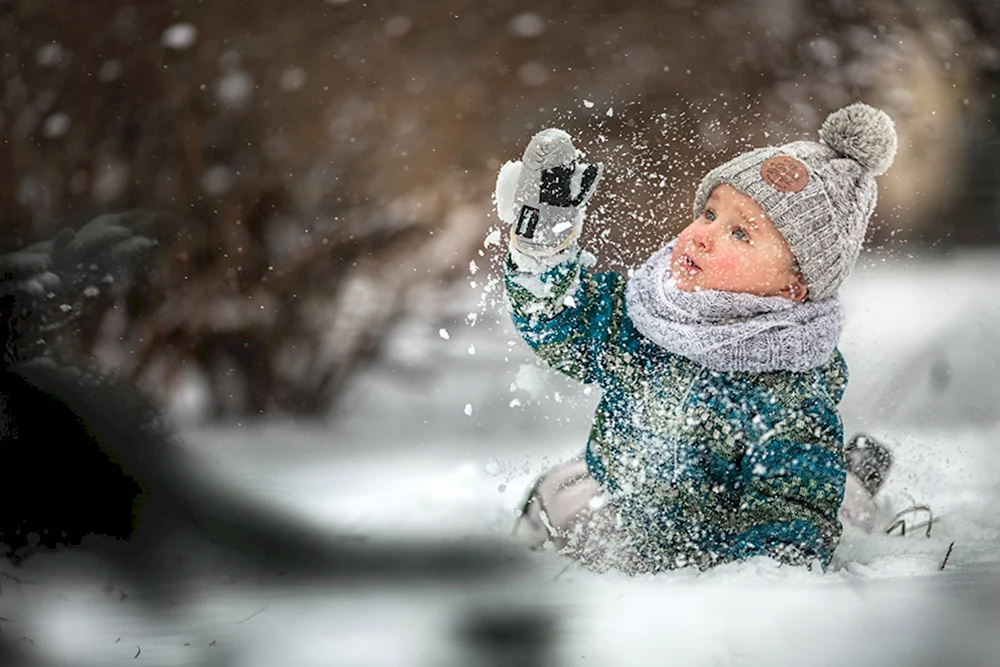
top-left (506, 249), bottom-right (848, 571)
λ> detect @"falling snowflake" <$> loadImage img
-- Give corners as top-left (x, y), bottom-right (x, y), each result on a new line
top-left (162, 23), bottom-right (198, 50)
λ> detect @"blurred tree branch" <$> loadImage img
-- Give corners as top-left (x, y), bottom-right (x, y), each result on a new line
top-left (0, 0), bottom-right (996, 419)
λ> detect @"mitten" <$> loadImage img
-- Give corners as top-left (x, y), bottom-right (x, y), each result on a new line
top-left (509, 128), bottom-right (602, 256)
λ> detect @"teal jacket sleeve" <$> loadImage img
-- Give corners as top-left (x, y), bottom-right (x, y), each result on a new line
top-left (503, 244), bottom-right (639, 387)
top-left (728, 393), bottom-right (847, 569)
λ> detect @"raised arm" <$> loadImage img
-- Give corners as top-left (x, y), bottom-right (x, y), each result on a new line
top-left (498, 129), bottom-right (640, 386)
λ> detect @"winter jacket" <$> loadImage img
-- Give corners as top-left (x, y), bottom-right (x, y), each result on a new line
top-left (505, 249), bottom-right (848, 571)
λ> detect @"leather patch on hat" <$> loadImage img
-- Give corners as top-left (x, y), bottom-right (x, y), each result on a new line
top-left (760, 155), bottom-right (809, 193)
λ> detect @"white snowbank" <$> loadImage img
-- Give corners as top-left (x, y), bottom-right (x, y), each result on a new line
top-left (5, 249), bottom-right (1000, 666)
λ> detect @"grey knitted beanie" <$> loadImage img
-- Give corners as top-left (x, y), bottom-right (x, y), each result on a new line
top-left (692, 102), bottom-right (897, 301)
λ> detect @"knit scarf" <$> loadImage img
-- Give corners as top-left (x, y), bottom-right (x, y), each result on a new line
top-left (623, 242), bottom-right (845, 373)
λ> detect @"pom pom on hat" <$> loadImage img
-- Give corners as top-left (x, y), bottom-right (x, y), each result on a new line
top-left (818, 102), bottom-right (898, 176)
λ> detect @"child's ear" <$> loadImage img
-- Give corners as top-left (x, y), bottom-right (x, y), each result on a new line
top-left (784, 275), bottom-right (809, 303)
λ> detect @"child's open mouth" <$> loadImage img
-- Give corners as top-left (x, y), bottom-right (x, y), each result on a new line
top-left (677, 254), bottom-right (701, 274)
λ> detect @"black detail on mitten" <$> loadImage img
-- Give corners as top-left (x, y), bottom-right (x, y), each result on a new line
top-left (515, 205), bottom-right (541, 239)
top-left (540, 163), bottom-right (600, 207)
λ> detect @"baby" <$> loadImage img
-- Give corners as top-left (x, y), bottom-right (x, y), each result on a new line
top-left (499, 103), bottom-right (897, 573)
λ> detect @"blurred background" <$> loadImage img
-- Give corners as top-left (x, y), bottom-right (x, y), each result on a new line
top-left (1, 0), bottom-right (998, 421)
top-left (4, 3), bottom-right (1000, 664)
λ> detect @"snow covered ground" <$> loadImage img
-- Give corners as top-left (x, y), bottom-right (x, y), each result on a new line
top-left (5, 247), bottom-right (1000, 666)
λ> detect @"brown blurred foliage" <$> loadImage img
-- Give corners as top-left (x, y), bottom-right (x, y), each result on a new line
top-left (1, 0), bottom-right (997, 418)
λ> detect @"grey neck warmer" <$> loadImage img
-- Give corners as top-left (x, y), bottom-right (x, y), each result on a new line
top-left (624, 243), bottom-right (845, 373)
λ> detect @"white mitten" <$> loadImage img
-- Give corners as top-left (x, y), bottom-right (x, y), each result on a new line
top-left (508, 128), bottom-right (602, 256)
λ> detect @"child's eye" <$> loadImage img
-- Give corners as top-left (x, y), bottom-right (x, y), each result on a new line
top-left (704, 209), bottom-right (716, 222)
top-left (732, 227), bottom-right (750, 242)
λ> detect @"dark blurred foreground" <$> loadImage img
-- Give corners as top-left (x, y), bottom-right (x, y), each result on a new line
top-left (0, 350), bottom-right (554, 666)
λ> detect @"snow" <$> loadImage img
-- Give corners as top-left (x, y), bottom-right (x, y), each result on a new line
top-left (384, 16), bottom-right (413, 38)
top-left (5, 249), bottom-right (1000, 665)
top-left (482, 227), bottom-right (502, 247)
top-left (509, 13), bottom-right (546, 38)
top-left (518, 61), bottom-right (549, 87)
top-left (91, 159), bottom-right (128, 202)
top-left (201, 165), bottom-right (235, 195)
top-left (36, 43), bottom-right (64, 67)
top-left (161, 23), bottom-right (198, 50)
top-left (215, 71), bottom-right (254, 109)
top-left (493, 161), bottom-right (521, 224)
top-left (513, 362), bottom-right (546, 399)
top-left (42, 113), bottom-right (70, 139)
top-left (97, 60), bottom-right (122, 83)
top-left (279, 67), bottom-right (307, 92)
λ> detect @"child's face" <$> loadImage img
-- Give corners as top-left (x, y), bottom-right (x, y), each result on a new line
top-left (670, 184), bottom-right (808, 302)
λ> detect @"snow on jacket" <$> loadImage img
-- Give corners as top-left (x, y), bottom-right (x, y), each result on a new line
top-left (504, 248), bottom-right (848, 571)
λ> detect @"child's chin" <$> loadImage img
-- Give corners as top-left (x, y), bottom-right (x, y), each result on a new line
top-left (672, 277), bottom-right (698, 292)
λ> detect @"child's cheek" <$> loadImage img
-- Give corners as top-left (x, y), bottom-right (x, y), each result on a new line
top-left (709, 252), bottom-right (741, 280)
top-left (675, 225), bottom-right (695, 247)
top-left (710, 252), bottom-right (764, 290)
top-left (671, 226), bottom-right (696, 265)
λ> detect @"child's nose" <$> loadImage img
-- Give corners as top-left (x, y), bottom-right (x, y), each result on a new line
top-left (690, 223), bottom-right (713, 252)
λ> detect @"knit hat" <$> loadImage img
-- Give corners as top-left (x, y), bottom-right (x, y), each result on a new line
top-left (692, 102), bottom-right (897, 301)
